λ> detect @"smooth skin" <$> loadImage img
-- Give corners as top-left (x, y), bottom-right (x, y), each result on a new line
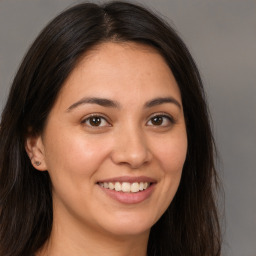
top-left (26, 42), bottom-right (187, 256)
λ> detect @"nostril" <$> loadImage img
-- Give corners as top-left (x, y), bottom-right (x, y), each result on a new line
top-left (111, 148), bottom-right (152, 169)
top-left (110, 130), bottom-right (153, 168)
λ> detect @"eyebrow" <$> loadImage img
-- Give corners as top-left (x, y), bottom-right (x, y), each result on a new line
top-left (66, 97), bottom-right (120, 112)
top-left (144, 97), bottom-right (182, 109)
top-left (66, 96), bottom-right (181, 112)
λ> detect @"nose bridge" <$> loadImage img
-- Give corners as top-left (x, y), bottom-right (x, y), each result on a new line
top-left (111, 121), bottom-right (151, 168)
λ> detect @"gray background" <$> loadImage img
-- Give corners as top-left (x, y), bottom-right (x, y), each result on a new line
top-left (0, 0), bottom-right (255, 255)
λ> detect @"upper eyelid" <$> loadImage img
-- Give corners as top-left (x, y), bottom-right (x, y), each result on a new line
top-left (80, 115), bottom-right (111, 130)
top-left (147, 112), bottom-right (175, 121)
top-left (81, 113), bottom-right (111, 123)
top-left (145, 114), bottom-right (176, 129)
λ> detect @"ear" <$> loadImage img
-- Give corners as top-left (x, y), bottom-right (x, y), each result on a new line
top-left (25, 134), bottom-right (48, 171)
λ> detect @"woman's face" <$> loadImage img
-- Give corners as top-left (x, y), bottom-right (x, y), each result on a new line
top-left (36, 42), bottom-right (187, 238)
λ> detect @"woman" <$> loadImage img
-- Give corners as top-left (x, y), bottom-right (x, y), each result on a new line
top-left (0, 1), bottom-right (221, 255)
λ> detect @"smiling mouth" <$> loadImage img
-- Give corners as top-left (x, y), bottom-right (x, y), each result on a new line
top-left (97, 182), bottom-right (151, 193)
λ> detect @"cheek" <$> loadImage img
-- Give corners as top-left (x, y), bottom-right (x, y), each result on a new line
top-left (43, 131), bottom-right (113, 212)
top-left (146, 131), bottom-right (187, 222)
top-left (152, 130), bottom-right (187, 196)
top-left (153, 131), bottom-right (187, 174)
top-left (43, 129), bottom-right (111, 183)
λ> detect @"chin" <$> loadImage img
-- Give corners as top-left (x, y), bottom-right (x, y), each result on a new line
top-left (98, 213), bottom-right (157, 237)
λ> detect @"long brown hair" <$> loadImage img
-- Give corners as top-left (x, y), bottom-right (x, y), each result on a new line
top-left (0, 2), bottom-right (221, 255)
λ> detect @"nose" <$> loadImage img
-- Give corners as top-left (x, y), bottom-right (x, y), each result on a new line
top-left (111, 125), bottom-right (152, 169)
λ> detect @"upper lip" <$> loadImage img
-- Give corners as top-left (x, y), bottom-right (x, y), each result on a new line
top-left (97, 176), bottom-right (157, 183)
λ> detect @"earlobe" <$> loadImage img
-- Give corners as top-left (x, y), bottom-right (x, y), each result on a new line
top-left (25, 135), bottom-right (47, 171)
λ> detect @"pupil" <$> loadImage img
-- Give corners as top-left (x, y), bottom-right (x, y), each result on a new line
top-left (152, 116), bottom-right (163, 125)
top-left (90, 117), bottom-right (101, 126)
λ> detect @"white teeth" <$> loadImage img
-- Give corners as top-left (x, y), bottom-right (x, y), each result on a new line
top-left (143, 182), bottom-right (148, 189)
top-left (131, 182), bottom-right (140, 193)
top-left (98, 181), bottom-right (151, 193)
top-left (122, 182), bottom-right (131, 192)
top-left (109, 182), bottom-right (115, 190)
top-left (139, 182), bottom-right (144, 191)
top-left (115, 182), bottom-right (122, 191)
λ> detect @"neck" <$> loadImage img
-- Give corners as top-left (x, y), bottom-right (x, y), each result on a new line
top-left (37, 213), bottom-right (149, 256)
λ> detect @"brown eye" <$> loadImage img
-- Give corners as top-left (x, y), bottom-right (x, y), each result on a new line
top-left (82, 115), bottom-right (110, 127)
top-left (151, 116), bottom-right (163, 126)
top-left (147, 114), bottom-right (174, 127)
top-left (89, 117), bottom-right (102, 126)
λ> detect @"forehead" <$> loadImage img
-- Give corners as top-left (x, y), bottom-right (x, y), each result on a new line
top-left (56, 42), bottom-right (181, 108)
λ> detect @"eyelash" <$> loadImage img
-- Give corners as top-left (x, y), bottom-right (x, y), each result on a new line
top-left (81, 114), bottom-right (111, 128)
top-left (146, 113), bottom-right (175, 127)
top-left (81, 113), bottom-right (175, 128)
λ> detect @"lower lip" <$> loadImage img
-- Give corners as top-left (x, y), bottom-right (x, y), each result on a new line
top-left (98, 184), bottom-right (156, 204)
